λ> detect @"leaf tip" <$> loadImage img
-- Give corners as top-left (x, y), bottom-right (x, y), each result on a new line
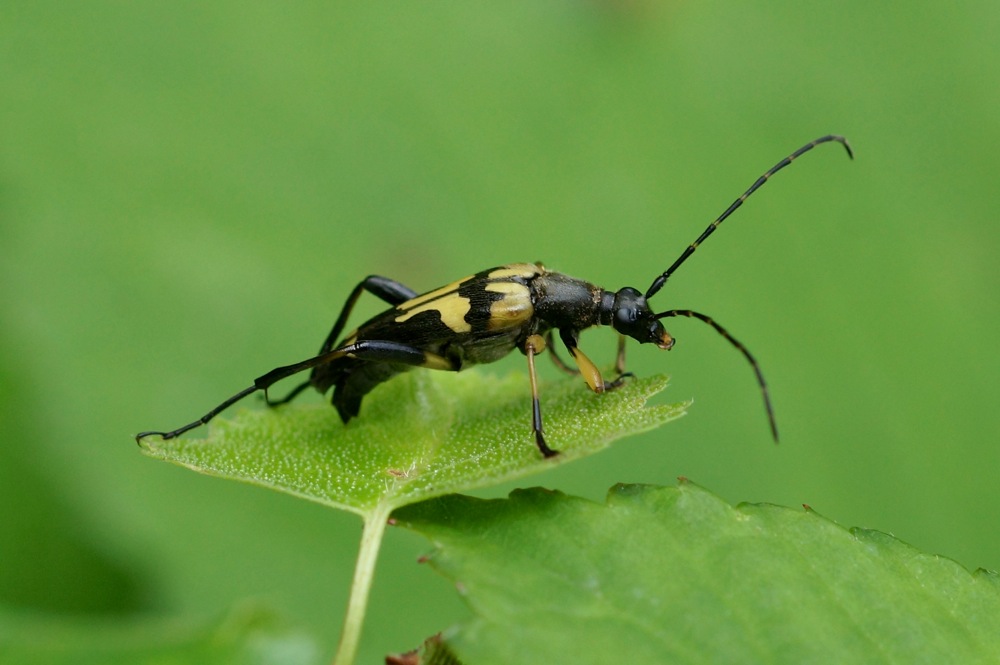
top-left (135, 433), bottom-right (165, 455)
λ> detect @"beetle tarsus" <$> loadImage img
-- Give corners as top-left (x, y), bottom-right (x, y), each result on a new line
top-left (605, 371), bottom-right (635, 391)
top-left (536, 431), bottom-right (559, 458)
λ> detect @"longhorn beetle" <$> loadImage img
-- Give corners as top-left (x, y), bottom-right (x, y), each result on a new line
top-left (137, 135), bottom-right (852, 457)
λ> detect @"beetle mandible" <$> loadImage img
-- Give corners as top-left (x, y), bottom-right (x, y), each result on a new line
top-left (137, 135), bottom-right (852, 457)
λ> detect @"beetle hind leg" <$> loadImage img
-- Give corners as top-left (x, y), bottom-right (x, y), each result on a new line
top-left (318, 276), bottom-right (419, 355)
top-left (135, 384), bottom-right (260, 442)
top-left (269, 276), bottom-right (422, 407)
top-left (264, 379), bottom-right (311, 406)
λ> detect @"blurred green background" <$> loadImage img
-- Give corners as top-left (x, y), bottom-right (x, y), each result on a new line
top-left (2, 2), bottom-right (998, 662)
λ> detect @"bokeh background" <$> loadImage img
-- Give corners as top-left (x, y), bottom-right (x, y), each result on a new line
top-left (2, 2), bottom-right (998, 662)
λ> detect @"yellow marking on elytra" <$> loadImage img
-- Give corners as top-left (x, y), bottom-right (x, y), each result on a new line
top-left (485, 282), bottom-right (528, 296)
top-left (487, 263), bottom-right (542, 280)
top-left (396, 296), bottom-right (472, 333)
top-left (569, 346), bottom-right (605, 393)
top-left (398, 276), bottom-right (472, 310)
top-left (485, 281), bottom-right (533, 330)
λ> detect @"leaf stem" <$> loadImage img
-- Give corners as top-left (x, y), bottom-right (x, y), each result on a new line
top-left (332, 501), bottom-right (393, 665)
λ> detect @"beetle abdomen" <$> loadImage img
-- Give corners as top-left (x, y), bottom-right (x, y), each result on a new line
top-left (323, 263), bottom-right (545, 420)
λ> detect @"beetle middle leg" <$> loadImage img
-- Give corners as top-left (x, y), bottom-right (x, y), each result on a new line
top-left (268, 275), bottom-right (419, 406)
top-left (524, 334), bottom-right (558, 458)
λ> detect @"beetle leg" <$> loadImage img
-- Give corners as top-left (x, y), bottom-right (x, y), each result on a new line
top-left (136, 339), bottom-right (458, 443)
top-left (545, 330), bottom-right (580, 376)
top-left (615, 333), bottom-right (626, 374)
top-left (136, 385), bottom-right (260, 442)
top-left (605, 334), bottom-right (634, 389)
top-left (264, 380), bottom-right (311, 406)
top-left (252, 340), bottom-right (460, 402)
top-left (319, 276), bottom-right (418, 355)
top-left (524, 334), bottom-right (557, 458)
top-left (339, 340), bottom-right (459, 371)
top-left (270, 276), bottom-right (420, 405)
top-left (553, 330), bottom-right (632, 392)
top-left (558, 329), bottom-right (611, 394)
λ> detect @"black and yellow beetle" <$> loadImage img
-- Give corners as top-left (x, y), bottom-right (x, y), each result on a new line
top-left (137, 135), bottom-right (852, 457)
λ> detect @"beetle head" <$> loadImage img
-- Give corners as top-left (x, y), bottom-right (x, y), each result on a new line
top-left (612, 287), bottom-right (675, 350)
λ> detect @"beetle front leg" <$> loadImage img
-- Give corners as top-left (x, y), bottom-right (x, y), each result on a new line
top-left (525, 334), bottom-right (558, 458)
top-left (556, 330), bottom-right (632, 393)
top-left (558, 329), bottom-right (611, 393)
top-left (545, 330), bottom-right (580, 377)
top-left (607, 333), bottom-right (634, 389)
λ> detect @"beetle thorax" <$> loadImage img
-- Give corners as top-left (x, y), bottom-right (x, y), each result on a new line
top-left (530, 272), bottom-right (604, 331)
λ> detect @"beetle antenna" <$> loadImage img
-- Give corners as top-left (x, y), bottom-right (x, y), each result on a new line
top-left (645, 135), bottom-right (852, 300)
top-left (655, 309), bottom-right (778, 442)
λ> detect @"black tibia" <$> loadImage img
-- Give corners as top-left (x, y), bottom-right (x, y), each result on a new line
top-left (320, 276), bottom-right (418, 355)
top-left (323, 340), bottom-right (460, 423)
top-left (524, 334), bottom-right (557, 458)
top-left (136, 345), bottom-right (356, 441)
top-left (270, 276), bottom-right (419, 406)
top-left (135, 339), bottom-right (456, 443)
top-left (135, 385), bottom-right (258, 442)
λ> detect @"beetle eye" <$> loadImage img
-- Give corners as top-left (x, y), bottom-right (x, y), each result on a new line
top-left (616, 307), bottom-right (637, 326)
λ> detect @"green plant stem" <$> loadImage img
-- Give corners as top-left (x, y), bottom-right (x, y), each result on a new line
top-left (332, 501), bottom-right (392, 665)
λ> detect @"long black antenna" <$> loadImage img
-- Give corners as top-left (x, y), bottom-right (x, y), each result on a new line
top-left (655, 308), bottom-right (778, 441)
top-left (645, 135), bottom-right (853, 300)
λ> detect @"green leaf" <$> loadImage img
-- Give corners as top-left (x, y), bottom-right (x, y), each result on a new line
top-left (0, 604), bottom-right (320, 665)
top-left (138, 369), bottom-right (684, 664)
top-left (394, 482), bottom-right (1000, 665)
top-left (138, 371), bottom-right (683, 515)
